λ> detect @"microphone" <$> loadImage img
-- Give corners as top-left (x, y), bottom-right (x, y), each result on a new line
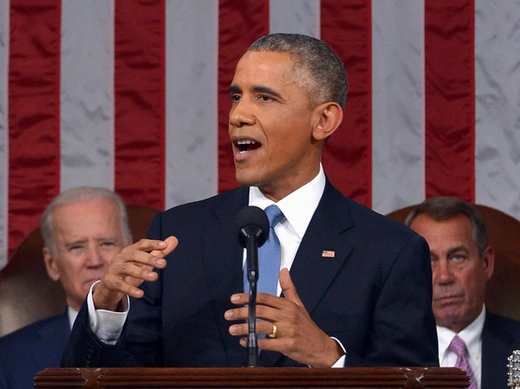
top-left (234, 206), bottom-right (269, 368)
top-left (235, 206), bottom-right (269, 281)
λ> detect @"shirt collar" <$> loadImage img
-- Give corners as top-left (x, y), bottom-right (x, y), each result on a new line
top-left (68, 305), bottom-right (79, 330)
top-left (249, 164), bottom-right (326, 238)
top-left (437, 305), bottom-right (486, 360)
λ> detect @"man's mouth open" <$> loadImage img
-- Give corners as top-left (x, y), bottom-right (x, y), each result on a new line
top-left (233, 139), bottom-right (261, 160)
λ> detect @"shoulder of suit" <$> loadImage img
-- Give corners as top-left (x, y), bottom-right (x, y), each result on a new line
top-left (160, 186), bottom-right (248, 218)
top-left (486, 312), bottom-right (520, 328)
top-left (0, 312), bottom-right (67, 346)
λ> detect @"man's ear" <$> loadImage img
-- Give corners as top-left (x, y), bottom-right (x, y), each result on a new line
top-left (482, 245), bottom-right (495, 280)
top-left (43, 247), bottom-right (60, 282)
top-left (312, 102), bottom-right (343, 141)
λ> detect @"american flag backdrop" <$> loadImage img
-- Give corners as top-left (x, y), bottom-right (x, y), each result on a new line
top-left (1, 0), bottom-right (519, 267)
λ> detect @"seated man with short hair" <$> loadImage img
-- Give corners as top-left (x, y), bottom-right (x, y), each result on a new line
top-left (406, 196), bottom-right (520, 389)
top-left (0, 186), bottom-right (131, 389)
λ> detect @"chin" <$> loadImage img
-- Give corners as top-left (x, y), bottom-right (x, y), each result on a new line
top-left (436, 310), bottom-right (463, 325)
top-left (235, 172), bottom-right (261, 187)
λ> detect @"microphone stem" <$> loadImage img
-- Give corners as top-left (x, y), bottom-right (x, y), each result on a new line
top-left (246, 279), bottom-right (257, 367)
top-left (246, 234), bottom-right (258, 367)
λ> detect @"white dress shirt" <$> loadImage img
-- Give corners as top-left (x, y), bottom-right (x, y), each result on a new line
top-left (437, 306), bottom-right (485, 389)
top-left (67, 306), bottom-right (78, 329)
top-left (247, 163), bottom-right (325, 295)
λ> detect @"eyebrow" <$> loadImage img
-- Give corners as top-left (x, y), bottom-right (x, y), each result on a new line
top-left (446, 245), bottom-right (470, 258)
top-left (228, 84), bottom-right (241, 95)
top-left (251, 85), bottom-right (282, 99)
top-left (228, 84), bottom-right (283, 100)
top-left (64, 239), bottom-right (87, 249)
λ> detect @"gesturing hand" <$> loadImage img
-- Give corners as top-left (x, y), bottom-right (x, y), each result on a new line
top-left (93, 236), bottom-right (178, 311)
top-left (225, 268), bottom-right (344, 367)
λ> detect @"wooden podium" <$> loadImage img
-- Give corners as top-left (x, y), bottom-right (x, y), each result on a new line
top-left (35, 367), bottom-right (469, 388)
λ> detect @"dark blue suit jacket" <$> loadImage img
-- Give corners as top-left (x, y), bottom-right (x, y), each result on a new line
top-left (0, 311), bottom-right (69, 389)
top-left (62, 182), bottom-right (439, 368)
top-left (481, 312), bottom-right (520, 389)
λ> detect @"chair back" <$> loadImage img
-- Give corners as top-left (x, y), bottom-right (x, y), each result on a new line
top-left (0, 205), bottom-right (160, 337)
top-left (387, 204), bottom-right (520, 321)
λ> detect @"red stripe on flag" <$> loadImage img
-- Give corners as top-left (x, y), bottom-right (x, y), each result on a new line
top-left (217, 0), bottom-right (269, 193)
top-left (8, 0), bottom-right (61, 258)
top-left (321, 0), bottom-right (372, 207)
top-left (425, 0), bottom-right (475, 202)
top-left (114, 0), bottom-right (166, 209)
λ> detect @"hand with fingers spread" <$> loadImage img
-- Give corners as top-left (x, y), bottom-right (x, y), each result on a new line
top-left (93, 236), bottom-right (178, 311)
top-left (225, 268), bottom-right (344, 368)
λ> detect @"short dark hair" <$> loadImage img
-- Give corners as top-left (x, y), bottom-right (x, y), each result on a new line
top-left (249, 33), bottom-right (348, 108)
top-left (405, 196), bottom-right (489, 256)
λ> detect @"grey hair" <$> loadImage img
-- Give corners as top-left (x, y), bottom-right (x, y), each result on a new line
top-left (404, 196), bottom-right (489, 256)
top-left (40, 186), bottom-right (131, 256)
top-left (248, 33), bottom-right (348, 109)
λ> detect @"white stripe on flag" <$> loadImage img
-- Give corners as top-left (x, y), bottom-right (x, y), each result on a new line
top-left (269, 0), bottom-right (320, 37)
top-left (165, 0), bottom-right (219, 208)
top-left (0, 0), bottom-right (8, 267)
top-left (474, 0), bottom-right (520, 217)
top-left (371, 0), bottom-right (426, 215)
top-left (61, 0), bottom-right (115, 191)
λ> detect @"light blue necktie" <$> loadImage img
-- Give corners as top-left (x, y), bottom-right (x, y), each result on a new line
top-left (244, 204), bottom-right (284, 295)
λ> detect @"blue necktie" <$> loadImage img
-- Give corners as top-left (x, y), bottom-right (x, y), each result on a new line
top-left (244, 204), bottom-right (284, 295)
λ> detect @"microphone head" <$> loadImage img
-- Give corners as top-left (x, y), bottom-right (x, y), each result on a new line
top-left (234, 206), bottom-right (269, 248)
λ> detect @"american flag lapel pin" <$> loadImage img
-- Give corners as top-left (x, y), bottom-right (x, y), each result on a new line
top-left (322, 250), bottom-right (335, 258)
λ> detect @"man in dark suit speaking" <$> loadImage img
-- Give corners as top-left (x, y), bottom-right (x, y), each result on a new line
top-left (62, 33), bottom-right (438, 369)
top-left (406, 197), bottom-right (520, 388)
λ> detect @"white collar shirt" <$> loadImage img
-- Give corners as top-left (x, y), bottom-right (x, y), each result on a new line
top-left (437, 306), bottom-right (485, 389)
top-left (67, 306), bottom-right (78, 329)
top-left (247, 164), bottom-right (326, 296)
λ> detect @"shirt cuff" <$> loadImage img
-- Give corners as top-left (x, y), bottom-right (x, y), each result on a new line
top-left (87, 281), bottom-right (129, 345)
top-left (331, 337), bottom-right (347, 367)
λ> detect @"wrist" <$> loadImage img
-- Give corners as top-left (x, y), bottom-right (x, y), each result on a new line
top-left (311, 337), bottom-right (345, 368)
top-left (93, 285), bottom-right (124, 311)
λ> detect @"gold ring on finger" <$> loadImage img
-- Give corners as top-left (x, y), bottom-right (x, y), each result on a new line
top-left (267, 323), bottom-right (277, 338)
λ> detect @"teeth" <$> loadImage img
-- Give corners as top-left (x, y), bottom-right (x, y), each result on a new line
top-left (235, 139), bottom-right (258, 154)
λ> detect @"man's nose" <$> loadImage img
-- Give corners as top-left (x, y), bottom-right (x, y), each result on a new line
top-left (434, 260), bottom-right (454, 284)
top-left (85, 246), bottom-right (105, 267)
top-left (229, 99), bottom-right (255, 127)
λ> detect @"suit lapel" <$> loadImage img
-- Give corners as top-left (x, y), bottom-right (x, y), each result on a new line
top-left (202, 187), bottom-right (248, 296)
top-left (289, 180), bottom-right (354, 314)
top-left (481, 313), bottom-right (515, 388)
top-left (259, 181), bottom-right (355, 366)
top-left (202, 187), bottom-right (250, 361)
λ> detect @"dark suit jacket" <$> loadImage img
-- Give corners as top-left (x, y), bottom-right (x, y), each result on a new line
top-left (0, 311), bottom-right (69, 389)
top-left (481, 312), bottom-right (520, 389)
top-left (62, 182), bottom-right (439, 368)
